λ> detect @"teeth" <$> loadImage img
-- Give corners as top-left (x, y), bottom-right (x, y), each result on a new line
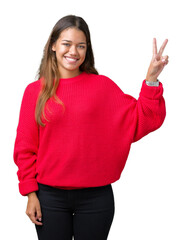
top-left (65, 57), bottom-right (78, 62)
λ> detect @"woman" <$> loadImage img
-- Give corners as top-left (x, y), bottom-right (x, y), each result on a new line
top-left (13, 15), bottom-right (168, 240)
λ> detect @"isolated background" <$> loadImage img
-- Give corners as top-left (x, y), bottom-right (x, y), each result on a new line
top-left (0, 0), bottom-right (181, 239)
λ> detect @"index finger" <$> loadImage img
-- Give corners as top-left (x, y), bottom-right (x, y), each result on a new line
top-left (153, 38), bottom-right (157, 55)
top-left (159, 39), bottom-right (168, 56)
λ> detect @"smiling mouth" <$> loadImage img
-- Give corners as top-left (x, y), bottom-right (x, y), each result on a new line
top-left (64, 56), bottom-right (79, 63)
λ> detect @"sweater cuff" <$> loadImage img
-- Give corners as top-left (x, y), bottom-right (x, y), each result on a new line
top-left (19, 179), bottom-right (39, 196)
top-left (140, 79), bottom-right (164, 100)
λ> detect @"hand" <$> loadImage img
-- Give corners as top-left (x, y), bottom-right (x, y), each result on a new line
top-left (146, 38), bottom-right (169, 82)
top-left (26, 193), bottom-right (43, 226)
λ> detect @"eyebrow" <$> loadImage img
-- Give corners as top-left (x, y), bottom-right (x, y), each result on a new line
top-left (62, 40), bottom-right (86, 44)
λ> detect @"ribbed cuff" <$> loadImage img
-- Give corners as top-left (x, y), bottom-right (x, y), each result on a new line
top-left (19, 179), bottom-right (39, 196)
top-left (140, 80), bottom-right (164, 100)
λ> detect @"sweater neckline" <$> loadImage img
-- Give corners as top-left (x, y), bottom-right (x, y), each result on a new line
top-left (59, 71), bottom-right (87, 84)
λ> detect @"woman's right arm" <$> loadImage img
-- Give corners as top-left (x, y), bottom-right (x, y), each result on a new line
top-left (26, 192), bottom-right (43, 225)
top-left (13, 83), bottom-right (40, 196)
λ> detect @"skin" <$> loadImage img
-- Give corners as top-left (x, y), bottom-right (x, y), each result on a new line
top-left (26, 192), bottom-right (42, 226)
top-left (146, 38), bottom-right (168, 82)
top-left (26, 36), bottom-right (169, 226)
top-left (52, 27), bottom-right (87, 79)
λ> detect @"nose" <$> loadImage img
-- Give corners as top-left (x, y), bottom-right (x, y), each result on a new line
top-left (69, 45), bottom-right (78, 56)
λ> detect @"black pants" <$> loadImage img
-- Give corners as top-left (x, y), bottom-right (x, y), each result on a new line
top-left (35, 183), bottom-right (115, 240)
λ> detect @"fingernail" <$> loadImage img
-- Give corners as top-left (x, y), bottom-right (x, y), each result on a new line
top-left (39, 218), bottom-right (42, 221)
top-left (162, 59), bottom-right (165, 63)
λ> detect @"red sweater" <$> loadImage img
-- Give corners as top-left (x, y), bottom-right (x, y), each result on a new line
top-left (13, 72), bottom-right (166, 196)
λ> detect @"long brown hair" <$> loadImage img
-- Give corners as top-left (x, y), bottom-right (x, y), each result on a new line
top-left (35, 15), bottom-right (98, 127)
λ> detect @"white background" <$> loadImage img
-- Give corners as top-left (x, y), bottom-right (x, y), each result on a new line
top-left (0, 0), bottom-right (181, 239)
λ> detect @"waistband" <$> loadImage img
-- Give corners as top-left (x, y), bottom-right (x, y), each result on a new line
top-left (37, 182), bottom-right (111, 192)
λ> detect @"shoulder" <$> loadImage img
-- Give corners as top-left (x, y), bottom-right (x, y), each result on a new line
top-left (98, 74), bottom-right (118, 85)
top-left (25, 79), bottom-right (41, 91)
top-left (89, 73), bottom-right (124, 94)
top-left (21, 79), bottom-right (41, 103)
top-left (86, 73), bottom-right (138, 103)
top-left (87, 73), bottom-right (118, 84)
top-left (87, 73), bottom-right (113, 82)
top-left (24, 79), bottom-right (41, 96)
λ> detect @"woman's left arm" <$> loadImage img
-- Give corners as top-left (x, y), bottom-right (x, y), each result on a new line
top-left (128, 38), bottom-right (169, 143)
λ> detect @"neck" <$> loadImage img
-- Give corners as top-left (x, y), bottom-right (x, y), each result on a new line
top-left (59, 69), bottom-right (82, 79)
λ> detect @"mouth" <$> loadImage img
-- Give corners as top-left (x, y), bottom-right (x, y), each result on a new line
top-left (64, 56), bottom-right (79, 63)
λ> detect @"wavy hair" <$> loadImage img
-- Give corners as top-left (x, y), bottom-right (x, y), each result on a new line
top-left (35, 15), bottom-right (98, 127)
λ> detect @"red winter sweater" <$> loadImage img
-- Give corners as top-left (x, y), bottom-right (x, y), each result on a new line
top-left (13, 72), bottom-right (166, 196)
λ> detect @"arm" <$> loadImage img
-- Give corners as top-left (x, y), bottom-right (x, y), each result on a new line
top-left (130, 80), bottom-right (166, 142)
top-left (127, 38), bottom-right (168, 142)
top-left (13, 84), bottom-right (39, 196)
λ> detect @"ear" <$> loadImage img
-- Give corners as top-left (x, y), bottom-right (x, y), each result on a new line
top-left (52, 43), bottom-right (56, 51)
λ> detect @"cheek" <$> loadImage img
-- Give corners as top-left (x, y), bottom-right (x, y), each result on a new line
top-left (80, 49), bottom-right (87, 60)
top-left (56, 47), bottom-right (67, 57)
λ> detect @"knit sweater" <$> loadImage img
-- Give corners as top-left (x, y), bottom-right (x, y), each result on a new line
top-left (13, 71), bottom-right (166, 196)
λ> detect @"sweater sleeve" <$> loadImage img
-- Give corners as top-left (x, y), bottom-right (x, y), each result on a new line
top-left (13, 84), bottom-right (39, 196)
top-left (127, 80), bottom-right (166, 143)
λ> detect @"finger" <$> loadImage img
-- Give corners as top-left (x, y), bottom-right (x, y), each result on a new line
top-left (36, 208), bottom-right (42, 222)
top-left (34, 219), bottom-right (43, 226)
top-left (162, 55), bottom-right (168, 63)
top-left (162, 59), bottom-right (169, 65)
top-left (153, 38), bottom-right (157, 56)
top-left (31, 214), bottom-right (43, 225)
top-left (163, 55), bottom-right (169, 60)
top-left (159, 39), bottom-right (168, 56)
top-left (27, 212), bottom-right (43, 226)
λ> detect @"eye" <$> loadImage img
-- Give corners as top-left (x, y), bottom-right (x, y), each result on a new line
top-left (62, 43), bottom-right (70, 47)
top-left (78, 45), bottom-right (85, 49)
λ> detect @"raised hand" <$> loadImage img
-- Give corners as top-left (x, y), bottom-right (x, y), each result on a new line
top-left (146, 38), bottom-right (169, 82)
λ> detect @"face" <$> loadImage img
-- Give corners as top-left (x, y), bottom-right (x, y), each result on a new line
top-left (52, 27), bottom-right (87, 78)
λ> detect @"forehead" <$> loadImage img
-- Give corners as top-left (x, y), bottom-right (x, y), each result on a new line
top-left (59, 28), bottom-right (86, 42)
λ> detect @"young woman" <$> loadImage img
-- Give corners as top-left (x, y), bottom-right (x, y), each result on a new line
top-left (13, 15), bottom-right (168, 240)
